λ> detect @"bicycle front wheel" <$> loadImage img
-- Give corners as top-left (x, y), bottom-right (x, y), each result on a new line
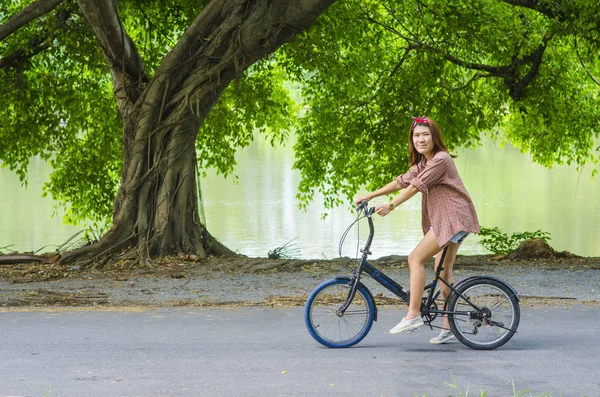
top-left (305, 278), bottom-right (375, 348)
top-left (448, 278), bottom-right (520, 350)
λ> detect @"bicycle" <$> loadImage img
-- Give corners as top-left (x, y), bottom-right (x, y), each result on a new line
top-left (304, 200), bottom-right (520, 350)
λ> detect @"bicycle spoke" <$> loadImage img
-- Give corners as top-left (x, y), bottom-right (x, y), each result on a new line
top-left (449, 280), bottom-right (519, 349)
top-left (307, 280), bottom-right (373, 347)
top-left (488, 296), bottom-right (511, 312)
top-left (340, 309), bottom-right (368, 316)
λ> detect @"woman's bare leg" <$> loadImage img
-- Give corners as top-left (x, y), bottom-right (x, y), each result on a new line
top-left (405, 230), bottom-right (442, 320)
top-left (433, 242), bottom-right (460, 329)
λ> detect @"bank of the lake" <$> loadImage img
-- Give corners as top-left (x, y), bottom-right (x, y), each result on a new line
top-left (0, 254), bottom-right (598, 308)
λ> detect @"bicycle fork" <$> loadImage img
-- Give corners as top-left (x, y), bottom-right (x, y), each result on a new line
top-left (337, 274), bottom-right (361, 316)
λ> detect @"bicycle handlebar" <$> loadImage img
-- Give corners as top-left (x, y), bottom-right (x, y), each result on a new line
top-left (356, 200), bottom-right (375, 216)
top-left (353, 200), bottom-right (375, 255)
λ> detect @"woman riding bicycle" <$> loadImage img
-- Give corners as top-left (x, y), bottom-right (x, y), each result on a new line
top-left (355, 116), bottom-right (480, 344)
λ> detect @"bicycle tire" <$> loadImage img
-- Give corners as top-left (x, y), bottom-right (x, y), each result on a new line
top-left (448, 277), bottom-right (520, 350)
top-left (305, 278), bottom-right (375, 348)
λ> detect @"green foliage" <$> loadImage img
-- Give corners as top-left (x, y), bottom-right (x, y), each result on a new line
top-left (2, 0), bottom-right (600, 226)
top-left (196, 58), bottom-right (297, 179)
top-left (80, 224), bottom-right (109, 247)
top-left (281, 0), bottom-right (600, 209)
top-left (478, 227), bottom-right (552, 255)
top-left (116, 0), bottom-right (211, 74)
top-left (1, 0), bottom-right (295, 225)
top-left (1, 3), bottom-right (122, 225)
top-left (267, 238), bottom-right (300, 260)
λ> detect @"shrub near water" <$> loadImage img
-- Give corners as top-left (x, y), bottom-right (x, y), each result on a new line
top-left (478, 227), bottom-right (551, 255)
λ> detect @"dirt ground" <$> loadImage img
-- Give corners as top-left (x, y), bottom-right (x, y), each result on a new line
top-left (1, 253), bottom-right (598, 308)
top-left (2, 252), bottom-right (599, 282)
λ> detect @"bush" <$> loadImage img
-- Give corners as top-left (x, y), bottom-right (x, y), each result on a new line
top-left (478, 227), bottom-right (551, 255)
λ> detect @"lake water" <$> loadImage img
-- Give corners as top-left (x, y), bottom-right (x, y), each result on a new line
top-left (1, 136), bottom-right (598, 258)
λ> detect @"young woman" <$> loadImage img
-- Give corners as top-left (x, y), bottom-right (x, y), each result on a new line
top-left (355, 116), bottom-right (480, 344)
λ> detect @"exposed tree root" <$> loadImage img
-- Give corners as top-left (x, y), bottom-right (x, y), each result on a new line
top-left (56, 226), bottom-right (236, 270)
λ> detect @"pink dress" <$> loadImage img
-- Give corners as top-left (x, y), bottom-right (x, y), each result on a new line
top-left (396, 151), bottom-right (480, 247)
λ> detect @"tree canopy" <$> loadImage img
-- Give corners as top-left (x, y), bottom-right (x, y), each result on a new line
top-left (1, 0), bottom-right (599, 233)
top-left (282, 0), bottom-right (600, 208)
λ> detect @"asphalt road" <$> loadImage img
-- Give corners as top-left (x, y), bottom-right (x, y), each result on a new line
top-left (0, 305), bottom-right (598, 397)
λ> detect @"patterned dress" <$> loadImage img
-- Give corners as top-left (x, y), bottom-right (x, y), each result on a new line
top-left (396, 151), bottom-right (480, 247)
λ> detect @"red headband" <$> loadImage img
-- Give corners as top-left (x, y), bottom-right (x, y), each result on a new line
top-left (411, 116), bottom-right (429, 127)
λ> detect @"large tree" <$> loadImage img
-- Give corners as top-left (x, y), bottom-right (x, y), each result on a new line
top-left (1, 0), bottom-right (335, 264)
top-left (1, 0), bottom-right (599, 264)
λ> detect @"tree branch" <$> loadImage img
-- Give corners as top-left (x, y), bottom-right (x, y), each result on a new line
top-left (363, 10), bottom-right (557, 102)
top-left (360, 13), bottom-right (419, 44)
top-left (409, 42), bottom-right (511, 76)
top-left (507, 31), bottom-right (553, 100)
top-left (0, 7), bottom-right (72, 70)
top-left (0, 0), bottom-right (64, 41)
top-left (441, 72), bottom-right (493, 91)
top-left (498, 0), bottom-right (557, 19)
top-left (381, 3), bottom-right (420, 42)
top-left (574, 39), bottom-right (600, 87)
top-left (354, 46), bottom-right (415, 109)
top-left (359, 11), bottom-right (511, 76)
top-left (0, 41), bottom-right (50, 69)
top-left (152, 0), bottom-right (336, 117)
top-left (76, 0), bottom-right (148, 112)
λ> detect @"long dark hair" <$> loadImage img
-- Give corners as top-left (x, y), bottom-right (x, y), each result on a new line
top-left (408, 116), bottom-right (455, 166)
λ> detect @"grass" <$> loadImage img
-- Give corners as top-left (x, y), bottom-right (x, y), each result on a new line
top-left (406, 374), bottom-right (591, 397)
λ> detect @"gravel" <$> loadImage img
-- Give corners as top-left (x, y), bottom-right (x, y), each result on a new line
top-left (1, 261), bottom-right (598, 307)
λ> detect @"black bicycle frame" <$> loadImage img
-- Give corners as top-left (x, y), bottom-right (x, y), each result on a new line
top-left (338, 204), bottom-right (481, 320)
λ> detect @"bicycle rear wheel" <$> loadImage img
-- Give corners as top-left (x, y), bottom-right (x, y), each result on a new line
top-left (305, 278), bottom-right (375, 348)
top-left (448, 278), bottom-right (520, 350)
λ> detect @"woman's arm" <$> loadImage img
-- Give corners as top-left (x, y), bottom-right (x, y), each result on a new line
top-left (391, 184), bottom-right (419, 207)
top-left (375, 184), bottom-right (419, 216)
top-left (355, 180), bottom-right (401, 205)
top-left (356, 163), bottom-right (422, 205)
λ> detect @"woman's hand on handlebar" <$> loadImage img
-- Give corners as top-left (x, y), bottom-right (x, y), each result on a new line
top-left (374, 202), bottom-right (393, 217)
top-left (354, 195), bottom-right (370, 207)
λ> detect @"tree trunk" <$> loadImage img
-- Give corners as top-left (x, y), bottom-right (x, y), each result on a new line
top-left (61, 108), bottom-right (234, 264)
top-left (60, 0), bottom-right (336, 265)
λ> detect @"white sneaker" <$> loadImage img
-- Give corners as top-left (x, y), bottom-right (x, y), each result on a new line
top-left (429, 329), bottom-right (456, 344)
top-left (389, 316), bottom-right (424, 334)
